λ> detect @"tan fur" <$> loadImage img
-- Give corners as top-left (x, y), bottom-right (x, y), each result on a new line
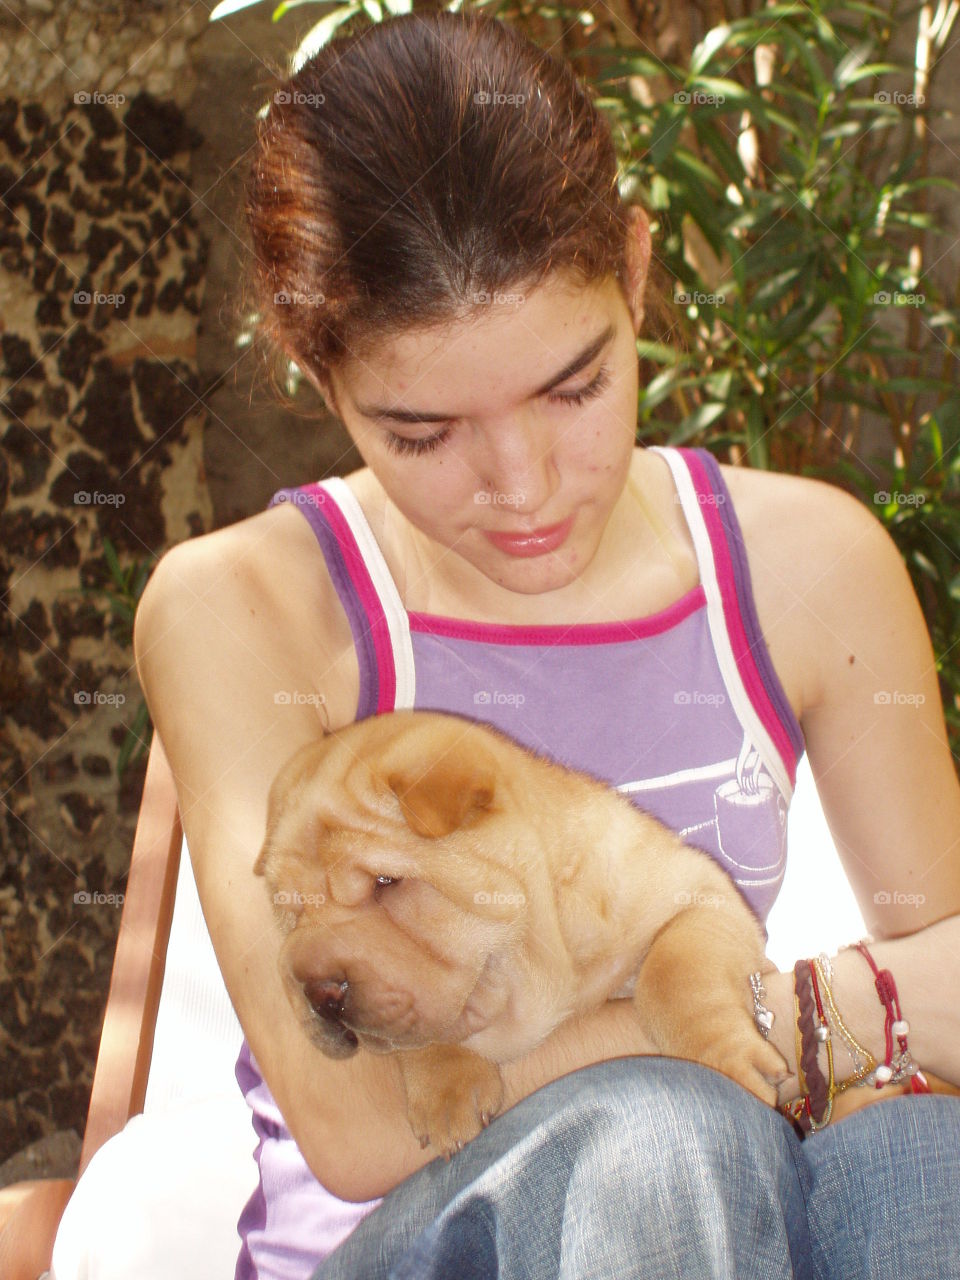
top-left (255, 710), bottom-right (788, 1155)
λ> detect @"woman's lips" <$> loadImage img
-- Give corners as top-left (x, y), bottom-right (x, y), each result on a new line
top-left (483, 513), bottom-right (574, 558)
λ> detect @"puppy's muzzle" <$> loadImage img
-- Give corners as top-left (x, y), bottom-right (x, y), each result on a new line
top-left (302, 977), bottom-right (359, 1055)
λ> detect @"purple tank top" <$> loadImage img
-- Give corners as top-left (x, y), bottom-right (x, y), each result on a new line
top-left (234, 445), bottom-right (806, 1278)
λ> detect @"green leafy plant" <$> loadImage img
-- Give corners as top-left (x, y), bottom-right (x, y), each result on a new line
top-left (583, 0), bottom-right (959, 761)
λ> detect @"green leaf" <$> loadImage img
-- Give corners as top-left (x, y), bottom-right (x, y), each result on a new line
top-left (688, 76), bottom-right (764, 110)
top-left (835, 61), bottom-right (901, 88)
top-left (117, 703), bottom-right (152, 781)
top-left (640, 367), bottom-right (689, 411)
top-left (669, 401), bottom-right (728, 443)
top-left (672, 147), bottom-right (724, 192)
top-left (272, 0), bottom-right (325, 17)
top-left (634, 340), bottom-right (685, 365)
top-left (102, 537), bottom-right (121, 585)
top-left (210, 0), bottom-right (266, 18)
top-left (291, 3), bottom-right (362, 68)
top-left (648, 103), bottom-right (686, 168)
top-left (750, 266), bottom-right (804, 309)
top-left (689, 25), bottom-right (733, 77)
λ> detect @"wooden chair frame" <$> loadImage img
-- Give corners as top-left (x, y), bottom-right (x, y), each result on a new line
top-left (0, 735), bottom-right (182, 1280)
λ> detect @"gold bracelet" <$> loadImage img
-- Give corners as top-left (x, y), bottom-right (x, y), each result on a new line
top-left (813, 954), bottom-right (877, 1092)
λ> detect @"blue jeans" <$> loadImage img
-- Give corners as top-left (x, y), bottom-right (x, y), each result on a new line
top-left (311, 1056), bottom-right (960, 1280)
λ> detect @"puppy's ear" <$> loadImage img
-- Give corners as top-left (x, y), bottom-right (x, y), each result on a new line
top-left (387, 760), bottom-right (495, 839)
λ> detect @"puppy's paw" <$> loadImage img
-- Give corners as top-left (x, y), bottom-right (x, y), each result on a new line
top-left (399, 1045), bottom-right (504, 1159)
top-left (698, 1021), bottom-right (790, 1107)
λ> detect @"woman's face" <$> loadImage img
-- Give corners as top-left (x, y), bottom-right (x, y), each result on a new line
top-left (326, 266), bottom-right (645, 599)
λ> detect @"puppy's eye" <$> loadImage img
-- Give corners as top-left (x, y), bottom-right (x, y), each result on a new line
top-left (375, 875), bottom-right (400, 887)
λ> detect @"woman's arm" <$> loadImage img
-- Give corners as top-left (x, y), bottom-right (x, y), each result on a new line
top-left (755, 480), bottom-right (960, 1102)
top-left (132, 522), bottom-right (658, 1202)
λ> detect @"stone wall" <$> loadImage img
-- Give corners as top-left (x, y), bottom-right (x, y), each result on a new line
top-left (0, 0), bottom-right (358, 1182)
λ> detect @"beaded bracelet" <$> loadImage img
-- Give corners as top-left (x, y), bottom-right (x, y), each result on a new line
top-left (811, 954), bottom-right (876, 1094)
top-left (852, 941), bottom-right (932, 1094)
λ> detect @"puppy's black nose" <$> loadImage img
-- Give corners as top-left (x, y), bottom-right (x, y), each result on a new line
top-left (303, 977), bottom-right (348, 1022)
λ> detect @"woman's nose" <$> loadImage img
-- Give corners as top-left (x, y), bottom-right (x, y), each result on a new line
top-left (474, 420), bottom-right (559, 514)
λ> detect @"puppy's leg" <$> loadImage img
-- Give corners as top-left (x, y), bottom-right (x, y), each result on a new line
top-left (632, 904), bottom-right (788, 1105)
top-left (398, 1044), bottom-right (505, 1159)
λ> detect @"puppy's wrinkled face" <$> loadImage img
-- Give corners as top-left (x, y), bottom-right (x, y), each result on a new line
top-left (255, 713), bottom-right (529, 1057)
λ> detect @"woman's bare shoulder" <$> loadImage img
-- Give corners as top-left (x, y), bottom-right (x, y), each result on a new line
top-left (139, 502), bottom-right (350, 656)
top-left (134, 501), bottom-right (359, 748)
top-left (716, 461), bottom-right (884, 719)
top-left (718, 460), bottom-right (877, 578)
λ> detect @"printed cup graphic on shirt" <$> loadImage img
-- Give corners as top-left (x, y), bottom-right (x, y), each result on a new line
top-left (713, 740), bottom-right (787, 866)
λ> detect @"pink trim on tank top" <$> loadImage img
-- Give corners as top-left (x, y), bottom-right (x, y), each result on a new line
top-left (406, 584), bottom-right (706, 646)
top-left (302, 482), bottom-right (397, 713)
top-left (681, 453), bottom-right (796, 778)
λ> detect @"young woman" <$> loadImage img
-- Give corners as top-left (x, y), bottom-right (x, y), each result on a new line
top-left (133, 10), bottom-right (960, 1279)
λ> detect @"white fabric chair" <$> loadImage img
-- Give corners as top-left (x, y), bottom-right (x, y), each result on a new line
top-left (49, 843), bottom-right (257, 1279)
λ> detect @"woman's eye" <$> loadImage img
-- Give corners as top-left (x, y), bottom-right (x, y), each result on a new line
top-left (382, 365), bottom-right (611, 457)
top-left (383, 427), bottom-right (451, 456)
top-left (549, 364), bottom-right (611, 407)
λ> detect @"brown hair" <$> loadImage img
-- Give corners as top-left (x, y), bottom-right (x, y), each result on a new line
top-left (244, 7), bottom-right (669, 411)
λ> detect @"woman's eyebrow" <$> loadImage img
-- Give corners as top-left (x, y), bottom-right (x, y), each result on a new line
top-left (353, 323), bottom-right (617, 424)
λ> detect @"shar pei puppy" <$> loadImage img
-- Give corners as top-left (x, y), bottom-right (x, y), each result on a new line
top-left (254, 710), bottom-right (788, 1156)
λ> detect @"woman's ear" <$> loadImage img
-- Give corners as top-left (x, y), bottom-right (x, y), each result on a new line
top-left (621, 205), bottom-right (653, 336)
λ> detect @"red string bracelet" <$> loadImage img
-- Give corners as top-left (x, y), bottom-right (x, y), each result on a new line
top-left (854, 941), bottom-right (931, 1094)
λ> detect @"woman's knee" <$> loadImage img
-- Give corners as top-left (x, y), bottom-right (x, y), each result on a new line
top-left (536, 1055), bottom-right (793, 1179)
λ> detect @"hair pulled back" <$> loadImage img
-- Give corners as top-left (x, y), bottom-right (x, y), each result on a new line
top-left (245, 8), bottom-right (653, 403)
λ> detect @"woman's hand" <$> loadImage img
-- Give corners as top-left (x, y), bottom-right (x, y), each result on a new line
top-left (762, 917), bottom-right (960, 1118)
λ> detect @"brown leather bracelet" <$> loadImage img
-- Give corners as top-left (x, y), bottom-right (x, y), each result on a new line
top-left (794, 959), bottom-right (830, 1125)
